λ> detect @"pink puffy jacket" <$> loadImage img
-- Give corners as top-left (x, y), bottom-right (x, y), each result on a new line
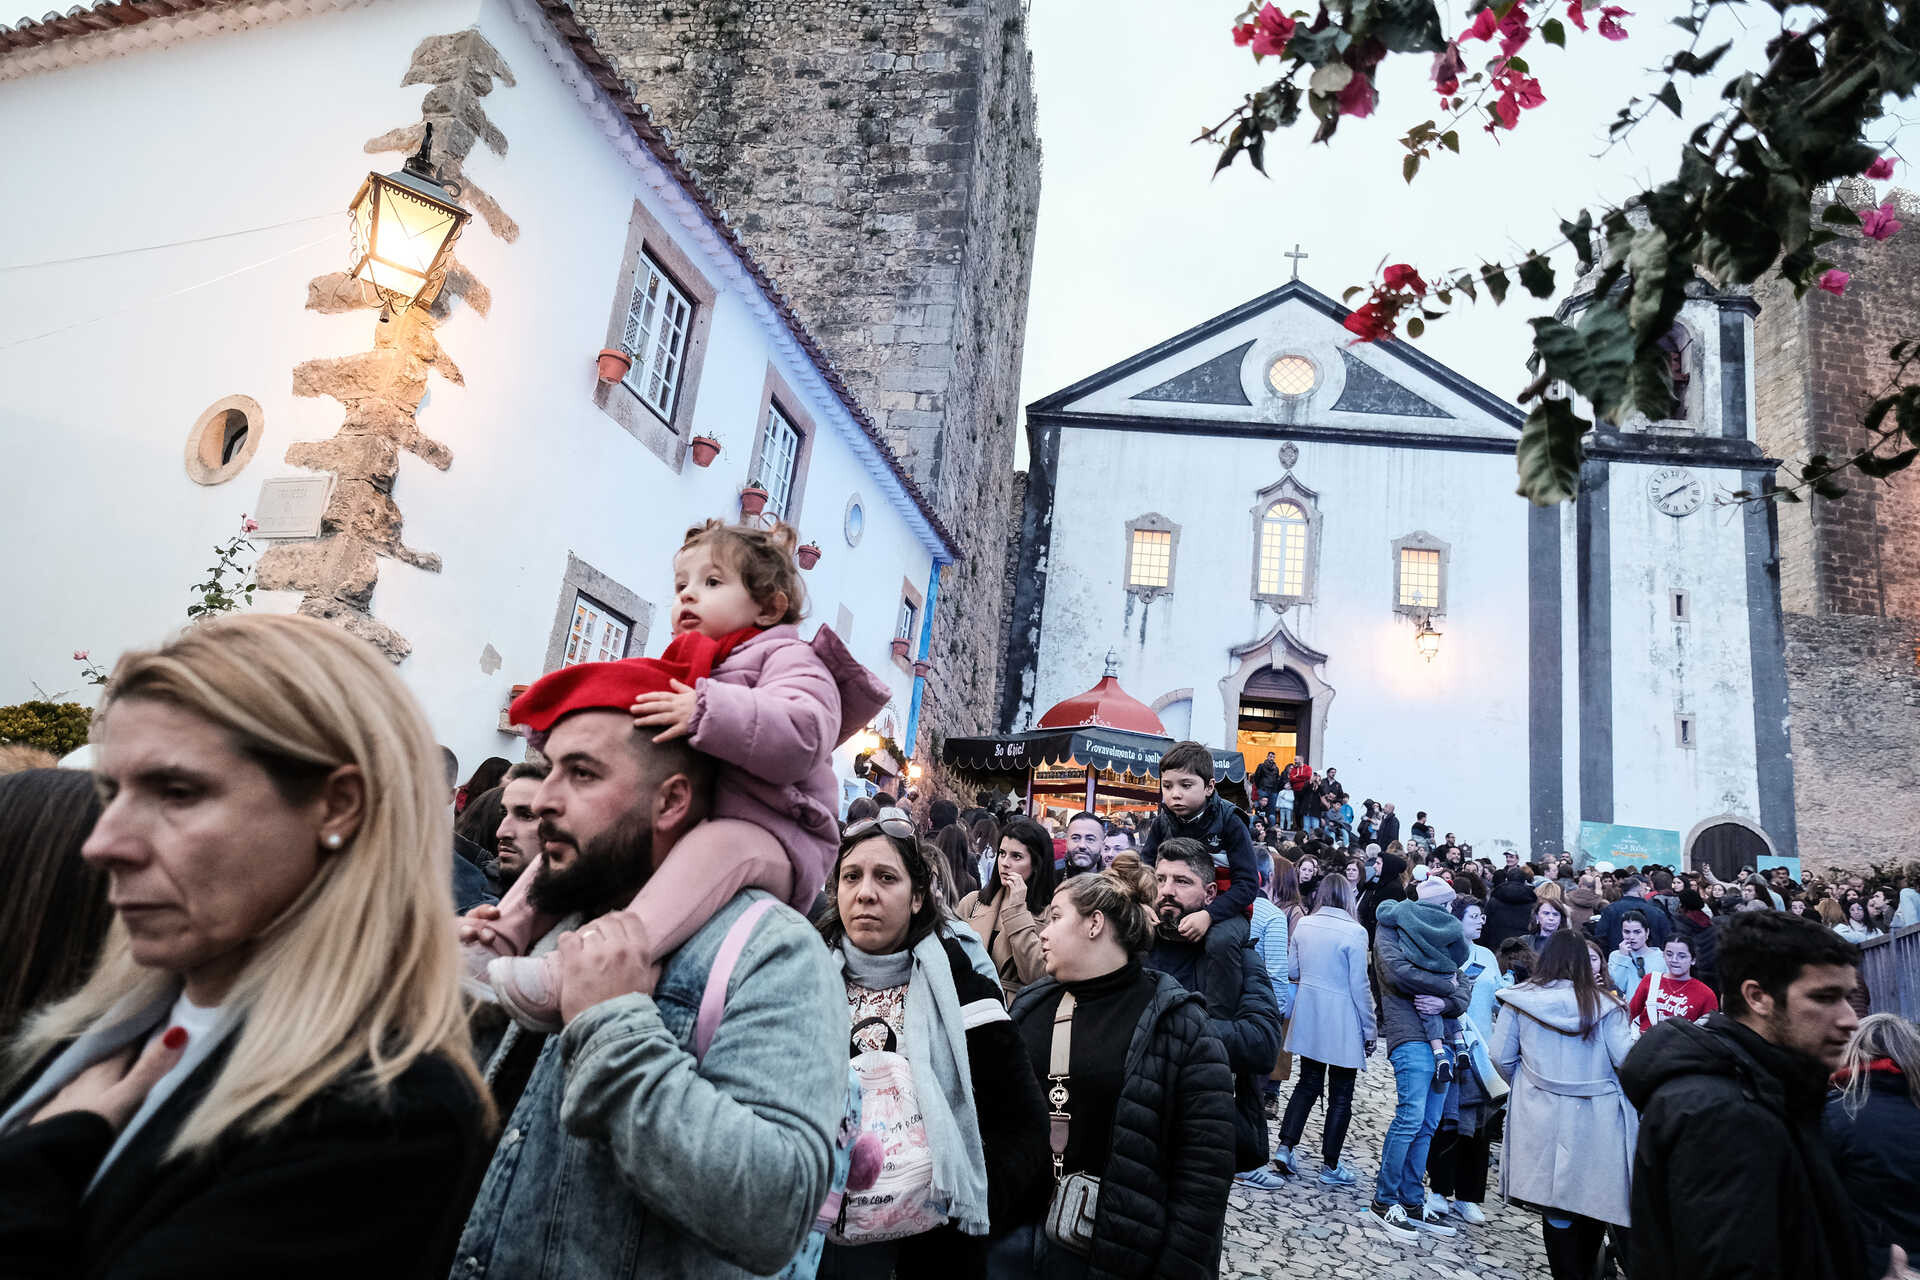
top-left (685, 624), bottom-right (892, 907)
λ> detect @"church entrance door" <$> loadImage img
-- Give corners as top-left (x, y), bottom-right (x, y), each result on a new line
top-left (1237, 666), bottom-right (1310, 770)
top-left (1688, 821), bottom-right (1771, 882)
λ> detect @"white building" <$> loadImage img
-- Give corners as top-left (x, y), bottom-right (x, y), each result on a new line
top-left (1004, 279), bottom-right (1796, 868)
top-left (0, 0), bottom-right (955, 780)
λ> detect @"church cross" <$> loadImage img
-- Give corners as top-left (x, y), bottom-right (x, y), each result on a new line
top-left (1285, 243), bottom-right (1308, 281)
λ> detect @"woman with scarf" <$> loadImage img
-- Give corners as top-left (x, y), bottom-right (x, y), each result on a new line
top-left (1824, 1014), bottom-right (1920, 1278)
top-left (819, 811), bottom-right (1050, 1279)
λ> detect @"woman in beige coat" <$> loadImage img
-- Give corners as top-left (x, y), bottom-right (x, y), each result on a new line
top-left (1489, 930), bottom-right (1638, 1280)
top-left (952, 816), bottom-right (1056, 999)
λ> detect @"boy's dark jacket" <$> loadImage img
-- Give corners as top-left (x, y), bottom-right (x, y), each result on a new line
top-left (1139, 794), bottom-right (1258, 923)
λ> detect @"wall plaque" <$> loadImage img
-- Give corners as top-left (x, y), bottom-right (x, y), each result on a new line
top-left (252, 476), bottom-right (332, 539)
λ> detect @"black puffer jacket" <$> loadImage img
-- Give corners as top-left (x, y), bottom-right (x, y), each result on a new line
top-left (1620, 1013), bottom-right (1867, 1280)
top-left (1825, 1062), bottom-right (1920, 1277)
top-left (1485, 873), bottom-right (1539, 949)
top-left (1009, 970), bottom-right (1234, 1280)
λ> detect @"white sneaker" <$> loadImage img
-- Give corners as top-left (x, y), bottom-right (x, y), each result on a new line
top-left (1235, 1166), bottom-right (1289, 1191)
top-left (1366, 1201), bottom-right (1419, 1242)
top-left (1452, 1200), bottom-right (1487, 1226)
top-left (1405, 1203), bottom-right (1458, 1236)
top-left (1425, 1191), bottom-right (1449, 1219)
top-left (1271, 1145), bottom-right (1298, 1176)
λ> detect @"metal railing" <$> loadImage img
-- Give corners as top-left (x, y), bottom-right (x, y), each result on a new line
top-left (1860, 923), bottom-right (1920, 1021)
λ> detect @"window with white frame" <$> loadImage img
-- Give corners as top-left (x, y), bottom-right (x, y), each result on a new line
top-left (1391, 530), bottom-right (1451, 616)
top-left (1129, 530), bottom-right (1172, 588)
top-left (1257, 501), bottom-right (1310, 597)
top-left (564, 592), bottom-right (632, 667)
top-left (755, 402), bottom-right (802, 520)
top-left (623, 255), bottom-right (694, 420)
top-left (895, 595), bottom-right (918, 642)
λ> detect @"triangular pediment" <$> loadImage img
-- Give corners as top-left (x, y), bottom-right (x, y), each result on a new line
top-left (1031, 280), bottom-right (1523, 443)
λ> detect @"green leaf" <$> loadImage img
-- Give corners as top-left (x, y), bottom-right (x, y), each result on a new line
top-left (1562, 210), bottom-right (1597, 273)
top-left (1407, 317), bottom-right (1426, 338)
top-left (1855, 448), bottom-right (1920, 479)
top-left (1515, 398), bottom-right (1588, 506)
top-left (1671, 41), bottom-right (1731, 77)
top-left (1404, 154), bottom-right (1421, 183)
top-left (1655, 82), bottom-right (1683, 117)
top-left (1483, 265), bottom-right (1510, 305)
top-left (1541, 17), bottom-right (1565, 46)
top-left (1517, 252), bottom-right (1556, 299)
top-left (1453, 274), bottom-right (1478, 302)
top-left (1821, 203), bottom-right (1861, 226)
top-left (1343, 286), bottom-right (1366, 302)
top-left (1440, 130), bottom-right (1460, 154)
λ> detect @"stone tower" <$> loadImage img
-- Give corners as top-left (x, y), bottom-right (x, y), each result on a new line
top-left (578, 0), bottom-right (1042, 751)
top-left (1753, 179), bottom-right (1920, 875)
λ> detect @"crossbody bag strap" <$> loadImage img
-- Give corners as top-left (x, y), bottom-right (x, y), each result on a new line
top-left (1047, 992), bottom-right (1077, 1180)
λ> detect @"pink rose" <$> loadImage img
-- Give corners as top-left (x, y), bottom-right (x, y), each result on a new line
top-left (73, 649), bottom-right (89, 661)
top-left (1865, 156), bottom-right (1896, 181)
top-left (1817, 268), bottom-right (1850, 296)
top-left (242, 516), bottom-right (260, 533)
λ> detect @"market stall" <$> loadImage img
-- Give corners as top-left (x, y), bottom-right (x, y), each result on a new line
top-left (943, 656), bottom-right (1245, 823)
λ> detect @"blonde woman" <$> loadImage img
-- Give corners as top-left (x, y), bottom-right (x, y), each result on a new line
top-left (0, 614), bottom-right (491, 1277)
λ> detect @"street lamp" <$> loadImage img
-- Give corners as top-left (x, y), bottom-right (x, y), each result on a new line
top-left (907, 762), bottom-right (924, 781)
top-left (849, 728), bottom-right (881, 755)
top-left (1414, 613), bottom-right (1442, 663)
top-left (348, 124), bottom-right (470, 320)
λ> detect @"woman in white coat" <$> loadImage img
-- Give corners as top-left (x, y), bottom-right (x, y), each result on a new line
top-left (1271, 874), bottom-right (1376, 1185)
top-left (1489, 930), bottom-right (1639, 1280)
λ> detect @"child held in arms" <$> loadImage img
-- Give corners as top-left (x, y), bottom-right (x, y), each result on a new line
top-left (465, 518), bottom-right (889, 1030)
top-left (1139, 740), bottom-right (1259, 965)
top-left (1377, 867), bottom-right (1472, 1083)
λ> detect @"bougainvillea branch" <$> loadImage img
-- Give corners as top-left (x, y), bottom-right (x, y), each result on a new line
top-left (1203, 0), bottom-right (1920, 505)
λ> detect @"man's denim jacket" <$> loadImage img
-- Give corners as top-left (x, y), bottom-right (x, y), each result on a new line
top-left (449, 891), bottom-right (848, 1278)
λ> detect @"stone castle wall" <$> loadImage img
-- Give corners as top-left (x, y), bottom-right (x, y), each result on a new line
top-left (576, 0), bottom-right (1041, 747)
top-left (1753, 179), bottom-right (1920, 873)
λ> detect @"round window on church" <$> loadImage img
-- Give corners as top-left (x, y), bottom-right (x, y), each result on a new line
top-left (183, 394), bottom-right (264, 486)
top-left (1266, 355), bottom-right (1317, 397)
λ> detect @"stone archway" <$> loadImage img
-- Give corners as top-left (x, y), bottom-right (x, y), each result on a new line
top-left (1219, 616), bottom-right (1334, 766)
top-left (1683, 813), bottom-right (1779, 881)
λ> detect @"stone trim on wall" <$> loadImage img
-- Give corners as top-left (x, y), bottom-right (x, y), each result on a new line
top-left (743, 361), bottom-right (818, 529)
top-left (1682, 812), bottom-right (1777, 864)
top-left (542, 551), bottom-right (653, 672)
top-left (594, 197), bottom-right (719, 469)
top-left (182, 393), bottom-right (265, 486)
top-left (1219, 617), bottom-right (1334, 767)
top-left (1390, 529), bottom-right (1451, 618)
top-left (1122, 512), bottom-right (1180, 601)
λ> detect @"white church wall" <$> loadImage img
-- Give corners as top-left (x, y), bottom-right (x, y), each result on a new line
top-left (1035, 423), bottom-right (1536, 850)
top-left (0, 0), bottom-right (937, 777)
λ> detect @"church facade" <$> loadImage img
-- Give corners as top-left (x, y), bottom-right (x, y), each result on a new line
top-left (1004, 280), bottom-right (1796, 867)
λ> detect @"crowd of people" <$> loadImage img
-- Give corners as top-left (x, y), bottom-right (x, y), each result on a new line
top-left (0, 517), bottom-right (1915, 1280)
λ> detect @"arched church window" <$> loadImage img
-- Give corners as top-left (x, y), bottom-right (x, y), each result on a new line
top-left (1249, 475), bottom-right (1320, 608)
top-left (1656, 323), bottom-right (1694, 422)
top-left (1258, 503), bottom-right (1309, 597)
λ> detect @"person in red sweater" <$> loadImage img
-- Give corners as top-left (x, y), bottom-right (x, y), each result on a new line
top-left (1629, 935), bottom-right (1719, 1030)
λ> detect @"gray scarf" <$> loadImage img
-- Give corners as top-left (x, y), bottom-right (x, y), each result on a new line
top-left (838, 933), bottom-right (992, 1236)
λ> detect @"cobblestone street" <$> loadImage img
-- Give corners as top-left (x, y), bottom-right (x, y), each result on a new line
top-left (1223, 1064), bottom-right (1547, 1280)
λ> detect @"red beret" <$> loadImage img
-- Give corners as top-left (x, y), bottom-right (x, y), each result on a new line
top-left (509, 628), bottom-right (755, 735)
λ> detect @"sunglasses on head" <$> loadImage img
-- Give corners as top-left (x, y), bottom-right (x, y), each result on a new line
top-left (843, 806), bottom-right (916, 843)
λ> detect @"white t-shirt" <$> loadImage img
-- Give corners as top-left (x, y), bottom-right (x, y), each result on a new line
top-left (92, 991), bottom-right (229, 1185)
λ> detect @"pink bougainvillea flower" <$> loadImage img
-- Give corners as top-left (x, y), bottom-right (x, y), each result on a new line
top-left (1817, 268), bottom-right (1850, 296)
top-left (1232, 22), bottom-right (1254, 46)
top-left (1465, 7), bottom-right (1499, 41)
top-left (1565, 0), bottom-right (1588, 31)
top-left (1511, 75), bottom-right (1546, 109)
top-left (1233, 4), bottom-right (1295, 57)
top-left (1861, 200), bottom-right (1903, 242)
top-left (1383, 264), bottom-right (1428, 297)
top-left (1344, 300), bottom-right (1398, 342)
top-left (1597, 6), bottom-right (1631, 40)
top-left (1865, 156), bottom-right (1897, 180)
top-left (1336, 73), bottom-right (1377, 119)
top-left (1490, 93), bottom-right (1521, 129)
top-left (1497, 9), bottom-right (1531, 57)
top-left (73, 649), bottom-right (89, 662)
top-left (1431, 42), bottom-right (1466, 96)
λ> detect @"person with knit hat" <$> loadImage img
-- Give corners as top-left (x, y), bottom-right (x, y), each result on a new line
top-left (465, 519), bottom-right (889, 1030)
top-left (1390, 870), bottom-right (1473, 1081)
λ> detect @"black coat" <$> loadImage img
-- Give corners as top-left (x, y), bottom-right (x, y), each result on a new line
top-left (1485, 875), bottom-right (1539, 949)
top-left (1825, 1063), bottom-right (1920, 1277)
top-left (1595, 893), bottom-right (1673, 953)
top-left (1674, 910), bottom-right (1720, 993)
top-left (936, 935), bottom-right (1052, 1233)
top-left (0, 1043), bottom-right (487, 1280)
top-left (1375, 815), bottom-right (1401, 847)
top-left (1619, 1013), bottom-right (1867, 1280)
top-left (1145, 932), bottom-right (1282, 1172)
top-left (1009, 971), bottom-right (1234, 1280)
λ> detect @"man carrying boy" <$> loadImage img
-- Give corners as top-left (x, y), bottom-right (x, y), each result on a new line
top-left (1139, 740), bottom-right (1261, 973)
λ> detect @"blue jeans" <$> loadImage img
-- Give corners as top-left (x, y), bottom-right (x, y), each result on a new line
top-left (1375, 1041), bottom-right (1448, 1208)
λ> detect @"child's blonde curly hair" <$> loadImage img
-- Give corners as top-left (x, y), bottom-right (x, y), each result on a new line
top-left (680, 519), bottom-right (808, 625)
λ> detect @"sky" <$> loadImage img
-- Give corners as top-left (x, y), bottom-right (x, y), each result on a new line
top-left (1014, 3), bottom-right (1787, 462)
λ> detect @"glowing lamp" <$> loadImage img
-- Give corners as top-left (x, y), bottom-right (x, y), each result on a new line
top-left (1414, 615), bottom-right (1442, 663)
top-left (907, 762), bottom-right (924, 781)
top-left (849, 729), bottom-right (881, 755)
top-left (348, 124), bottom-right (469, 319)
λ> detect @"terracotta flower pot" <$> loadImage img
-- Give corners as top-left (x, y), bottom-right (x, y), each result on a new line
top-left (912, 659), bottom-right (931, 679)
top-left (509, 683), bottom-right (530, 700)
top-left (689, 436), bottom-right (722, 468)
top-left (596, 348), bottom-right (633, 383)
top-left (796, 542), bottom-right (821, 569)
top-left (739, 484), bottom-right (770, 517)
top-left (890, 637), bottom-right (911, 660)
